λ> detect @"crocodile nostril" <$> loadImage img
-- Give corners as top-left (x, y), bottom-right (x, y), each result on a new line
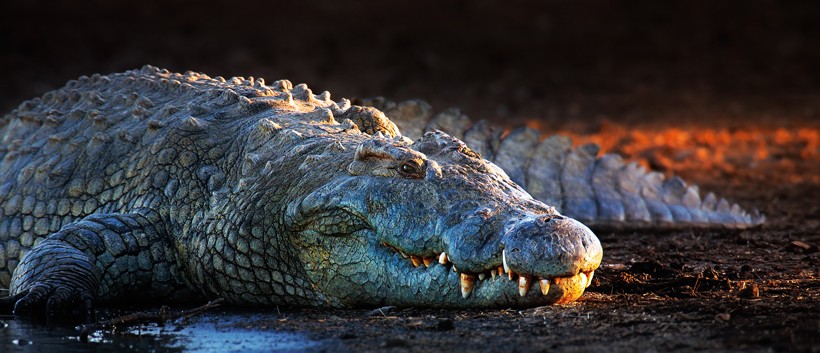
top-left (537, 214), bottom-right (564, 224)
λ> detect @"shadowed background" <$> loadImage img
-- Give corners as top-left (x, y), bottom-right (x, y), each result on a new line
top-left (2, 0), bottom-right (819, 130)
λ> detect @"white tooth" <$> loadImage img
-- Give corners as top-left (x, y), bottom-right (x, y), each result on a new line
top-left (490, 270), bottom-right (496, 279)
top-left (518, 275), bottom-right (532, 297)
top-left (539, 278), bottom-right (550, 295)
top-left (438, 252), bottom-right (448, 264)
top-left (578, 272), bottom-right (588, 289)
top-left (399, 251), bottom-right (408, 259)
top-left (460, 273), bottom-right (476, 299)
top-left (478, 273), bottom-right (486, 280)
top-left (585, 271), bottom-right (594, 288)
top-left (452, 265), bottom-right (457, 272)
top-left (502, 249), bottom-right (510, 274)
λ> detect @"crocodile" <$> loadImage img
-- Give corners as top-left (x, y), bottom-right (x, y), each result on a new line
top-left (0, 66), bottom-right (761, 315)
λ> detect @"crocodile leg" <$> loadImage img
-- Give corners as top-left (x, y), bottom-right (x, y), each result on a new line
top-left (8, 209), bottom-right (190, 317)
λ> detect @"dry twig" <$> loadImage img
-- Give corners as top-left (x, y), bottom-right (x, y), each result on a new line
top-left (76, 298), bottom-right (225, 338)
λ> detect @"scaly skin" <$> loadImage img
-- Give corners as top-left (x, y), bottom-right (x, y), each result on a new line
top-left (0, 66), bottom-right (602, 315)
top-left (357, 98), bottom-right (765, 229)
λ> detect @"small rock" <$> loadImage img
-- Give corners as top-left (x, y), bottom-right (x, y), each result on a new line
top-left (436, 318), bottom-right (454, 331)
top-left (384, 338), bottom-right (408, 348)
top-left (604, 263), bottom-right (628, 271)
top-left (715, 313), bottom-right (731, 322)
top-left (701, 267), bottom-right (721, 280)
top-left (405, 319), bottom-right (425, 328)
top-left (12, 339), bottom-right (32, 346)
top-left (790, 240), bottom-right (818, 253)
top-left (738, 282), bottom-right (760, 299)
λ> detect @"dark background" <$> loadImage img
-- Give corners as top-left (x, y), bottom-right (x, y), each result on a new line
top-left (2, 0), bottom-right (819, 128)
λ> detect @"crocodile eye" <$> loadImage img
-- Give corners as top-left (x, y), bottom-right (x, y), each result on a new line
top-left (398, 159), bottom-right (424, 179)
top-left (459, 145), bottom-right (481, 159)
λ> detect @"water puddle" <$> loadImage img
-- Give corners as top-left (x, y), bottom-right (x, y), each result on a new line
top-left (0, 312), bottom-right (323, 353)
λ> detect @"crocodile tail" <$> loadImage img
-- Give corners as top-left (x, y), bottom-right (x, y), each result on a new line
top-left (357, 98), bottom-right (765, 230)
top-left (519, 133), bottom-right (765, 230)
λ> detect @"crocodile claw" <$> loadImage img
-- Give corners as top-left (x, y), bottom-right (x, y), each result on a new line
top-left (13, 282), bottom-right (95, 323)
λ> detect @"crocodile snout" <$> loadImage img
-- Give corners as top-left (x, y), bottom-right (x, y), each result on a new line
top-left (502, 214), bottom-right (602, 280)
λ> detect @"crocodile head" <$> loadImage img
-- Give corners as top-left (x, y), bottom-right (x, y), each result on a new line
top-left (284, 130), bottom-right (602, 308)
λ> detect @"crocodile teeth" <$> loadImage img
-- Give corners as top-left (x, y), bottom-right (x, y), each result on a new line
top-left (585, 271), bottom-right (595, 288)
top-left (410, 256), bottom-right (422, 267)
top-left (578, 272), bottom-right (588, 290)
top-left (539, 278), bottom-right (550, 295)
top-left (460, 273), bottom-right (476, 299)
top-left (422, 257), bottom-right (433, 267)
top-left (438, 252), bottom-right (448, 264)
top-left (518, 275), bottom-right (532, 297)
top-left (497, 266), bottom-right (504, 277)
top-left (399, 251), bottom-right (408, 259)
top-left (478, 273), bottom-right (486, 280)
top-left (502, 249), bottom-right (516, 280)
top-left (490, 270), bottom-right (497, 279)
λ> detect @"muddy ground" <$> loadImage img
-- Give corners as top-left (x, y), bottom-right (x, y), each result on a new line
top-left (1, 1), bottom-right (819, 352)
